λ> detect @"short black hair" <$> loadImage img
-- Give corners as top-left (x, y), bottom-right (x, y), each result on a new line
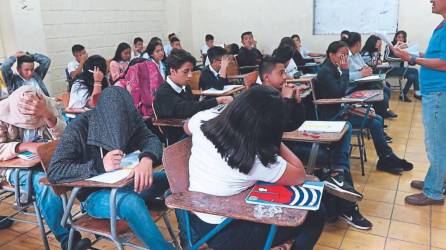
top-left (112, 42), bottom-right (131, 62)
top-left (168, 33), bottom-right (177, 40)
top-left (207, 46), bottom-right (226, 63)
top-left (170, 37), bottom-right (180, 44)
top-left (342, 32), bottom-right (361, 47)
top-left (341, 30), bottom-right (350, 36)
top-left (205, 34), bottom-right (214, 41)
top-left (166, 49), bottom-right (196, 71)
top-left (259, 55), bottom-right (280, 81)
top-left (241, 31), bottom-right (253, 40)
top-left (17, 54), bottom-right (34, 67)
top-left (201, 85), bottom-right (286, 174)
top-left (150, 36), bottom-right (162, 44)
top-left (133, 37), bottom-right (143, 45)
top-left (71, 44), bottom-right (85, 54)
top-left (272, 46), bottom-right (293, 64)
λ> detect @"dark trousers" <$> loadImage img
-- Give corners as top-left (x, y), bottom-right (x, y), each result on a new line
top-left (387, 67), bottom-right (420, 96)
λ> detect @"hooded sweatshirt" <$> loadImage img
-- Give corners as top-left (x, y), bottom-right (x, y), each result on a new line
top-left (48, 86), bottom-right (162, 200)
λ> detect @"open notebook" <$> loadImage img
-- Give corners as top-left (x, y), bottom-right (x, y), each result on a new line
top-left (86, 151), bottom-right (140, 184)
top-left (17, 151), bottom-right (39, 161)
top-left (297, 121), bottom-right (346, 134)
top-left (245, 181), bottom-right (324, 210)
top-left (201, 85), bottom-right (241, 95)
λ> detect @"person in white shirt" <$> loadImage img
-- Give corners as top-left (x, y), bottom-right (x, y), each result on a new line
top-left (132, 37), bottom-right (144, 59)
top-left (67, 44), bottom-right (87, 81)
top-left (200, 34), bottom-right (214, 61)
top-left (164, 33), bottom-right (177, 57)
top-left (183, 85), bottom-right (325, 250)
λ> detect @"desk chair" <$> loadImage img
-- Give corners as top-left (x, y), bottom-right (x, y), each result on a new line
top-left (163, 137), bottom-right (309, 250)
top-left (37, 141), bottom-right (180, 250)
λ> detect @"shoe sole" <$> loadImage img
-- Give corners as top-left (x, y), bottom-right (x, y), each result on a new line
top-left (376, 167), bottom-right (403, 175)
top-left (339, 215), bottom-right (372, 230)
top-left (323, 181), bottom-right (363, 202)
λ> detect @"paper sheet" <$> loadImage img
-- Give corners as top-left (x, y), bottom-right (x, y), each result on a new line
top-left (87, 169), bottom-right (132, 184)
top-left (353, 75), bottom-right (383, 83)
top-left (298, 121), bottom-right (346, 133)
top-left (202, 85), bottom-right (241, 95)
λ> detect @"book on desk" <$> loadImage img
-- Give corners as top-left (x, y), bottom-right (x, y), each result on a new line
top-left (342, 90), bottom-right (380, 102)
top-left (86, 151), bottom-right (140, 184)
top-left (298, 121), bottom-right (347, 134)
top-left (245, 181), bottom-right (324, 210)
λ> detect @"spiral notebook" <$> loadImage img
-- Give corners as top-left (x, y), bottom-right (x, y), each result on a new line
top-left (245, 181), bottom-right (324, 210)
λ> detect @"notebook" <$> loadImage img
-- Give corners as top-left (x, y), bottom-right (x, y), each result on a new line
top-left (342, 90), bottom-right (380, 102)
top-left (86, 150), bottom-right (140, 184)
top-left (17, 151), bottom-right (39, 161)
top-left (297, 121), bottom-right (346, 133)
top-left (353, 75), bottom-right (383, 83)
top-left (245, 181), bottom-right (324, 210)
top-left (201, 85), bottom-right (241, 95)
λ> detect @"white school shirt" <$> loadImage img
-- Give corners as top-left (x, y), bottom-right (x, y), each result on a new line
top-left (300, 47), bottom-right (310, 58)
top-left (201, 44), bottom-right (209, 55)
top-left (67, 60), bottom-right (80, 74)
top-left (285, 59), bottom-right (299, 77)
top-left (20, 76), bottom-right (42, 92)
top-left (164, 44), bottom-right (172, 56)
top-left (188, 109), bottom-right (287, 224)
top-left (68, 80), bottom-right (90, 108)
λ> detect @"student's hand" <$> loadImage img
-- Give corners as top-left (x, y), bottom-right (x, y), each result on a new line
top-left (17, 142), bottom-right (45, 154)
top-left (129, 157), bottom-right (153, 193)
top-left (15, 51), bottom-right (26, 58)
top-left (221, 56), bottom-right (230, 70)
top-left (281, 83), bottom-right (295, 99)
top-left (79, 53), bottom-right (88, 65)
top-left (338, 54), bottom-right (349, 69)
top-left (394, 48), bottom-right (411, 61)
top-left (360, 67), bottom-right (373, 77)
top-left (18, 91), bottom-right (56, 124)
top-left (216, 96), bottom-right (233, 104)
top-left (92, 66), bottom-right (104, 83)
top-left (103, 150), bottom-right (124, 172)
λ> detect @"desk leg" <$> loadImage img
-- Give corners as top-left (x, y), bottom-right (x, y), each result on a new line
top-left (263, 224), bottom-right (278, 250)
top-left (307, 143), bottom-right (320, 175)
top-left (191, 218), bottom-right (234, 250)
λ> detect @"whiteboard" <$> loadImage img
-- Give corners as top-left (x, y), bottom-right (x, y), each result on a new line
top-left (314, 0), bottom-right (399, 35)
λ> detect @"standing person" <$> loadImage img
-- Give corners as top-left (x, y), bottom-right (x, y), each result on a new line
top-left (396, 0), bottom-right (446, 206)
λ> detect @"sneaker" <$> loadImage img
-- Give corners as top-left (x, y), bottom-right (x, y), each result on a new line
top-left (383, 132), bottom-right (392, 143)
top-left (62, 231), bottom-right (91, 250)
top-left (377, 154), bottom-right (403, 174)
top-left (324, 173), bottom-right (363, 201)
top-left (0, 216), bottom-right (13, 230)
top-left (399, 95), bottom-right (412, 102)
top-left (400, 159), bottom-right (413, 171)
top-left (339, 206), bottom-right (373, 230)
top-left (382, 109), bottom-right (398, 119)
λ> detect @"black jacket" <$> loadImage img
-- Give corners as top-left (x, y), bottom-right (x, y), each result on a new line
top-left (199, 65), bottom-right (229, 90)
top-left (237, 47), bottom-right (262, 73)
top-left (48, 87), bottom-right (162, 200)
top-left (153, 81), bottom-right (218, 143)
top-left (315, 60), bottom-right (350, 120)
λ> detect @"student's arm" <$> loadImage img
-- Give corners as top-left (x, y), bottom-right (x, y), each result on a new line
top-left (199, 70), bottom-right (227, 90)
top-left (1, 55), bottom-right (17, 87)
top-left (69, 55), bottom-right (86, 79)
top-left (32, 53), bottom-right (51, 80)
top-left (109, 60), bottom-right (121, 82)
top-left (275, 143), bottom-right (306, 186)
top-left (129, 118), bottom-right (163, 165)
top-left (48, 120), bottom-right (104, 183)
top-left (317, 67), bottom-right (348, 99)
top-left (283, 98), bottom-right (306, 132)
top-left (415, 58), bottom-right (446, 71)
top-left (87, 67), bottom-right (105, 107)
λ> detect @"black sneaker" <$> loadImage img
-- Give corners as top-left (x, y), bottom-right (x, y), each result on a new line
top-left (340, 206), bottom-right (373, 230)
top-left (399, 95), bottom-right (412, 102)
top-left (383, 132), bottom-right (392, 143)
top-left (383, 109), bottom-right (398, 119)
top-left (324, 173), bottom-right (363, 201)
top-left (62, 231), bottom-right (91, 250)
top-left (377, 154), bottom-right (403, 174)
top-left (0, 216), bottom-right (13, 229)
top-left (400, 159), bottom-right (413, 171)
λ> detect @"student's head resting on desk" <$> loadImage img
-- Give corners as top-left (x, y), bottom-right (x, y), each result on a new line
top-left (241, 31), bottom-right (255, 49)
top-left (208, 46), bottom-right (228, 72)
top-left (166, 48), bottom-right (196, 86)
top-left (342, 31), bottom-right (362, 54)
top-left (327, 41), bottom-right (349, 70)
top-left (199, 85), bottom-right (286, 174)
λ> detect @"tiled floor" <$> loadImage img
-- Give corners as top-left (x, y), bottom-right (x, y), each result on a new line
top-left (0, 91), bottom-right (443, 250)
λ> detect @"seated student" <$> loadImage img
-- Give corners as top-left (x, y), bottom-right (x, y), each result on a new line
top-left (237, 31), bottom-right (262, 73)
top-left (0, 64), bottom-right (8, 100)
top-left (132, 37), bottom-right (144, 59)
top-left (1, 51), bottom-right (51, 96)
top-left (164, 33), bottom-right (177, 57)
top-left (259, 55), bottom-right (371, 229)
top-left (115, 58), bottom-right (164, 136)
top-left (67, 44), bottom-right (88, 82)
top-left (68, 55), bottom-right (108, 109)
top-left (199, 46), bottom-right (231, 91)
top-left (343, 32), bottom-right (397, 119)
top-left (153, 49), bottom-right (233, 144)
top-left (274, 38), bottom-right (301, 78)
top-left (361, 35), bottom-right (384, 68)
top-left (316, 41), bottom-right (414, 175)
top-left (289, 36), bottom-right (318, 74)
top-left (109, 42), bottom-right (131, 82)
top-left (225, 43), bottom-right (240, 55)
top-left (142, 40), bottom-right (167, 80)
top-left (183, 85), bottom-right (325, 250)
top-left (170, 37), bottom-right (182, 51)
top-left (384, 30), bottom-right (421, 101)
top-left (0, 86), bottom-right (91, 249)
top-left (340, 30), bottom-right (350, 40)
top-left (200, 34), bottom-right (214, 61)
top-left (291, 34), bottom-right (324, 58)
top-left (48, 86), bottom-right (173, 250)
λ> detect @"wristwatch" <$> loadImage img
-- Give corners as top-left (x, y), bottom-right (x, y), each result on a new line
top-left (409, 56), bottom-right (418, 66)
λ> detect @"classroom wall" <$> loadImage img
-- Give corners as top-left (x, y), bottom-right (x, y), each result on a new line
top-left (179, 0), bottom-right (443, 59)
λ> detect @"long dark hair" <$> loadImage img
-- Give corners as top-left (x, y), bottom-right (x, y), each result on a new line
top-left (278, 37), bottom-right (297, 52)
top-left (112, 42), bottom-right (131, 62)
top-left (81, 55), bottom-right (108, 95)
top-left (144, 40), bottom-right (163, 59)
top-left (201, 85), bottom-right (286, 174)
top-left (361, 35), bottom-right (381, 55)
top-left (326, 40), bottom-right (348, 61)
top-left (392, 30), bottom-right (407, 45)
top-left (342, 32), bottom-right (361, 47)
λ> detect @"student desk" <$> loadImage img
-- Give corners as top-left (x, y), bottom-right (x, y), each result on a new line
top-left (286, 77), bottom-right (314, 85)
top-left (314, 89), bottom-right (384, 105)
top-left (152, 118), bottom-right (186, 128)
top-left (201, 85), bottom-right (245, 97)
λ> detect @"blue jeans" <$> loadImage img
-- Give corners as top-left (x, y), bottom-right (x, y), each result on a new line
top-left (387, 67), bottom-right (420, 96)
top-left (348, 114), bottom-right (393, 158)
top-left (422, 92), bottom-right (446, 200)
top-left (286, 123), bottom-right (353, 173)
top-left (82, 172), bottom-right (173, 249)
top-left (8, 170), bottom-right (69, 245)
